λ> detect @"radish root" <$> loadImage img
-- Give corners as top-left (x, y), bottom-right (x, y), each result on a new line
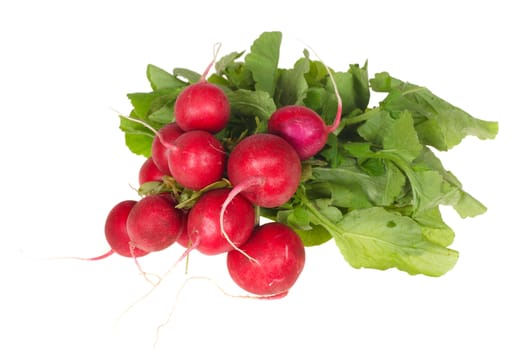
top-left (219, 178), bottom-right (264, 264)
top-left (200, 42), bottom-right (222, 81)
top-left (152, 275), bottom-right (287, 349)
top-left (48, 249), bottom-right (114, 261)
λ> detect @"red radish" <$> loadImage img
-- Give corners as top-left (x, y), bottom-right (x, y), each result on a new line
top-left (151, 122), bottom-right (184, 175)
top-left (174, 43), bottom-right (230, 133)
top-left (167, 130), bottom-right (226, 190)
top-left (227, 222), bottom-right (306, 297)
top-left (224, 133), bottom-right (302, 208)
top-left (174, 83), bottom-right (230, 133)
top-left (105, 200), bottom-right (149, 258)
top-left (267, 62), bottom-right (342, 160)
top-left (121, 116), bottom-right (226, 191)
top-left (127, 193), bottom-right (185, 252)
top-left (138, 157), bottom-right (164, 185)
top-left (187, 188), bottom-right (255, 255)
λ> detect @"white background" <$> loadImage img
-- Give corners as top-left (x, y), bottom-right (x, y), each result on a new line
top-left (1, 1), bottom-right (523, 349)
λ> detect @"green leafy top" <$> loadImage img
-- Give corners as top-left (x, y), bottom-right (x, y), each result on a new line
top-left (119, 31), bottom-right (498, 277)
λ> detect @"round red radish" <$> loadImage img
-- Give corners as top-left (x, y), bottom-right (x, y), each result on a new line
top-left (126, 193), bottom-right (185, 252)
top-left (226, 133), bottom-right (301, 208)
top-left (227, 222), bottom-right (306, 297)
top-left (174, 82), bottom-right (230, 133)
top-left (167, 130), bottom-right (226, 190)
top-left (187, 189), bottom-right (255, 255)
top-left (267, 65), bottom-right (342, 160)
top-left (268, 105), bottom-right (330, 160)
top-left (104, 200), bottom-right (149, 258)
top-left (151, 122), bottom-right (184, 175)
top-left (138, 157), bottom-right (164, 185)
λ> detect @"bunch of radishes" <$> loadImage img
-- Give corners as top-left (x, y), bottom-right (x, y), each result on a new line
top-left (102, 51), bottom-right (343, 298)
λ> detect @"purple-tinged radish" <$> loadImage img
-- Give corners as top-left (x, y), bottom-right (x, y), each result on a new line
top-left (267, 61), bottom-right (342, 160)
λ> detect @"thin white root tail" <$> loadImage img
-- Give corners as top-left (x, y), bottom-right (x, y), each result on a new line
top-left (297, 41), bottom-right (342, 133)
top-left (152, 275), bottom-right (286, 349)
top-left (130, 244), bottom-right (161, 287)
top-left (200, 42), bottom-right (222, 81)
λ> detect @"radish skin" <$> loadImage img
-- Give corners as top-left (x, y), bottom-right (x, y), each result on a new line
top-left (267, 56), bottom-right (342, 159)
top-left (227, 222), bottom-right (306, 297)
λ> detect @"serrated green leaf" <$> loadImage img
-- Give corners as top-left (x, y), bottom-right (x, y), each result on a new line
top-left (275, 56), bottom-right (310, 106)
top-left (378, 72), bottom-right (498, 150)
top-left (294, 224), bottom-right (333, 247)
top-left (148, 104), bottom-right (174, 124)
top-left (127, 88), bottom-right (179, 120)
top-left (173, 68), bottom-right (201, 84)
top-left (333, 207), bottom-right (458, 276)
top-left (124, 133), bottom-right (153, 157)
top-left (369, 71), bottom-right (403, 92)
top-left (312, 157), bottom-right (405, 207)
top-left (147, 64), bottom-right (187, 90)
top-left (245, 31), bottom-right (282, 96)
top-left (358, 110), bottom-right (422, 163)
top-left (383, 111), bottom-right (422, 163)
top-left (227, 89), bottom-right (277, 120)
top-left (215, 51), bottom-right (244, 75)
top-left (412, 207), bottom-right (455, 247)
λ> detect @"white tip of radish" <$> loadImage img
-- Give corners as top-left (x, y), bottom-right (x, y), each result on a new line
top-left (200, 42), bottom-right (222, 81)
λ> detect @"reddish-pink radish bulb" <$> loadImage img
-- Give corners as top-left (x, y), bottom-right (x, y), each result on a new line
top-left (105, 200), bottom-right (149, 258)
top-left (151, 122), bottom-right (184, 175)
top-left (268, 105), bottom-right (333, 160)
top-left (227, 222), bottom-right (306, 297)
top-left (138, 157), bottom-right (164, 185)
top-left (226, 133), bottom-right (302, 208)
top-left (187, 189), bottom-right (255, 255)
top-left (167, 130), bottom-right (226, 190)
top-left (173, 42), bottom-right (230, 133)
top-left (268, 61), bottom-right (342, 160)
top-left (174, 82), bottom-right (230, 133)
top-left (126, 193), bottom-right (185, 252)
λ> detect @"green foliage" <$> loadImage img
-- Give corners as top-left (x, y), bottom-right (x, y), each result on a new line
top-left (118, 31), bottom-right (498, 276)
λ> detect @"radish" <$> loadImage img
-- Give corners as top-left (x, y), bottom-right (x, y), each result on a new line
top-left (218, 133), bottom-right (301, 262)
top-left (138, 157), bottom-right (164, 185)
top-left (186, 188), bottom-right (255, 255)
top-left (105, 200), bottom-right (149, 258)
top-left (224, 133), bottom-right (302, 208)
top-left (167, 130), bottom-right (226, 190)
top-left (126, 193), bottom-right (185, 252)
top-left (267, 63), bottom-right (342, 160)
top-left (151, 122), bottom-right (184, 175)
top-left (121, 115), bottom-right (226, 191)
top-left (174, 44), bottom-right (230, 133)
top-left (226, 222), bottom-right (306, 297)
